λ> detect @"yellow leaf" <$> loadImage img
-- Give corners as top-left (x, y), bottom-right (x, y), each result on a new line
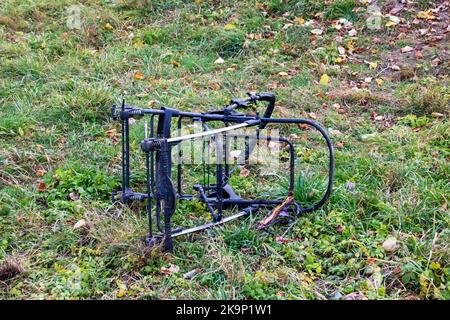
top-left (375, 78), bottom-right (384, 85)
top-left (294, 17), bottom-right (305, 25)
top-left (134, 38), bottom-right (144, 49)
top-left (417, 10), bottom-right (435, 20)
top-left (278, 71), bottom-right (288, 77)
top-left (172, 60), bottom-right (181, 68)
top-left (18, 127), bottom-right (25, 136)
top-left (386, 15), bottom-right (400, 27)
top-left (319, 74), bottom-right (329, 86)
top-left (224, 23), bottom-right (236, 30)
top-left (133, 72), bottom-right (144, 80)
top-left (367, 61), bottom-right (378, 69)
top-left (385, 21), bottom-right (396, 27)
top-left (116, 289), bottom-right (126, 298)
top-left (104, 23), bottom-right (114, 31)
top-left (346, 40), bottom-right (356, 53)
top-left (335, 57), bottom-right (344, 64)
top-left (430, 262), bottom-right (441, 270)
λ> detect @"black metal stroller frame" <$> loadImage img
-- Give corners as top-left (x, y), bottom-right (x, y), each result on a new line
top-left (111, 92), bottom-right (334, 251)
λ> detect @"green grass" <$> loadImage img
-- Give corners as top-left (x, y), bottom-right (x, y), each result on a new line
top-left (0, 0), bottom-right (449, 300)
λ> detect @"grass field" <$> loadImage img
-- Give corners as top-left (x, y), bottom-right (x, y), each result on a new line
top-left (0, 0), bottom-right (449, 299)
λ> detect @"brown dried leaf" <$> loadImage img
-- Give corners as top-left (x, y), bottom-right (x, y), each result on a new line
top-left (240, 167), bottom-right (250, 177)
top-left (160, 263), bottom-right (180, 275)
top-left (36, 167), bottom-right (47, 177)
top-left (275, 236), bottom-right (292, 244)
top-left (133, 72), bottom-right (144, 80)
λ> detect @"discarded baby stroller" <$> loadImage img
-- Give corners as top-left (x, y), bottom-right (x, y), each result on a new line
top-left (111, 92), bottom-right (334, 251)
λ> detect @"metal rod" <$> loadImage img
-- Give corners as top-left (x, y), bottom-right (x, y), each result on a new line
top-left (167, 120), bottom-right (259, 144)
top-left (171, 208), bottom-right (253, 238)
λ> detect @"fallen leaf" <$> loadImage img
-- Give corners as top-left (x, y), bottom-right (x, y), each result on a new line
top-left (116, 289), bottom-right (126, 298)
top-left (365, 61), bottom-right (378, 69)
top-left (414, 51), bottom-right (423, 59)
top-left (267, 82), bottom-right (280, 90)
top-left (385, 20), bottom-right (397, 27)
top-left (133, 71), bottom-right (144, 80)
top-left (73, 219), bottom-right (86, 229)
top-left (375, 78), bottom-right (384, 85)
top-left (382, 237), bottom-right (398, 252)
top-left (69, 192), bottom-right (80, 201)
top-left (361, 133), bottom-right (378, 141)
top-left (332, 103), bottom-right (341, 109)
top-left (104, 23), bottom-right (114, 31)
top-left (226, 64), bottom-right (237, 72)
top-left (18, 127), bottom-right (25, 137)
top-left (183, 268), bottom-right (200, 279)
top-left (401, 46), bottom-right (414, 53)
top-left (160, 263), bottom-right (180, 275)
top-left (335, 57), bottom-right (345, 64)
top-left (307, 112), bottom-right (317, 119)
top-left (319, 74), bottom-right (329, 86)
top-left (172, 60), bottom-right (181, 68)
top-left (147, 100), bottom-right (158, 107)
top-left (278, 71), bottom-right (288, 77)
top-left (344, 292), bottom-right (367, 300)
top-left (348, 28), bottom-right (357, 36)
top-left (106, 129), bottom-right (118, 139)
top-left (134, 38), bottom-right (144, 49)
top-left (431, 58), bottom-right (440, 66)
top-left (329, 128), bottom-right (343, 136)
top-left (417, 10), bottom-right (435, 20)
top-left (310, 29), bottom-right (323, 35)
top-left (36, 167), bottom-right (47, 177)
top-left (288, 68), bottom-right (298, 76)
top-left (346, 181), bottom-right (356, 191)
top-left (276, 236), bottom-right (292, 244)
top-left (282, 23), bottom-right (293, 30)
top-left (240, 167), bottom-right (250, 177)
top-left (37, 182), bottom-right (46, 192)
top-left (224, 23), bottom-right (236, 30)
top-left (431, 112), bottom-right (444, 118)
top-left (418, 28), bottom-right (429, 36)
top-left (345, 40), bottom-right (356, 53)
top-left (214, 57), bottom-right (225, 64)
top-left (208, 82), bottom-right (220, 90)
top-left (389, 15), bottom-right (401, 24)
top-left (294, 17), bottom-right (305, 25)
